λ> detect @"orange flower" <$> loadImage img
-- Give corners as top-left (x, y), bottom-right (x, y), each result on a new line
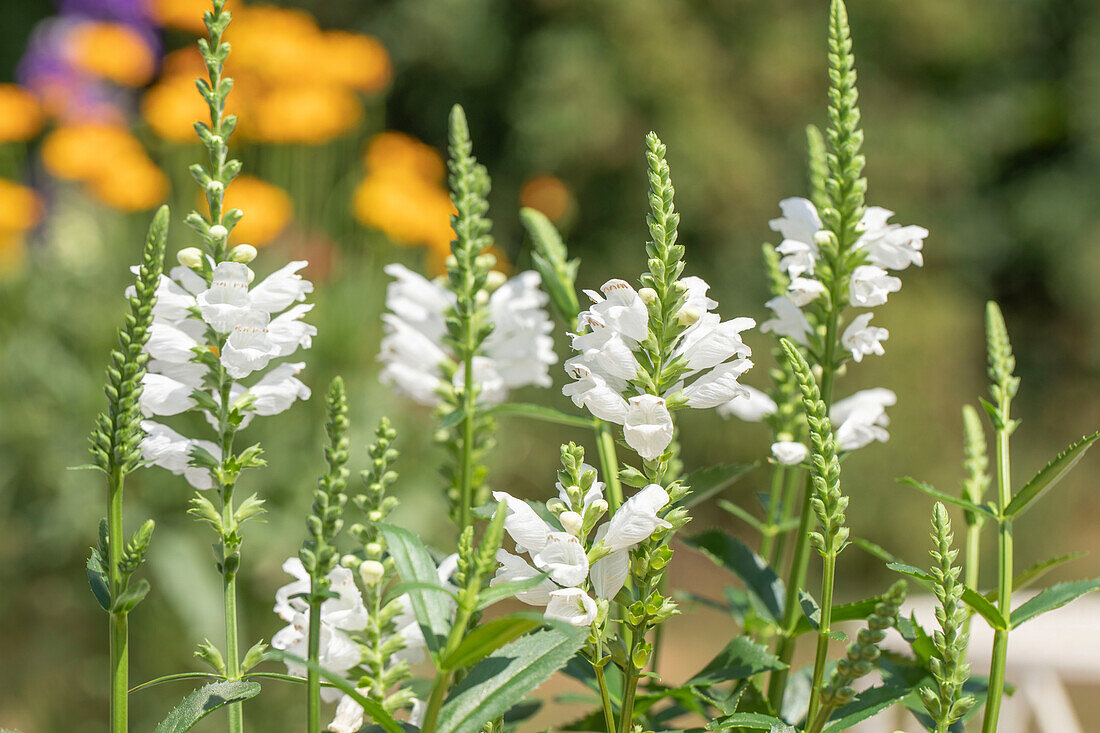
top-left (41, 124), bottom-right (146, 181)
top-left (150, 0), bottom-right (237, 34)
top-left (220, 175), bottom-right (292, 246)
top-left (142, 76), bottom-right (208, 143)
top-left (224, 6), bottom-right (322, 85)
top-left (88, 156), bottom-right (169, 211)
top-left (519, 174), bottom-right (575, 222)
top-left (69, 22), bottom-right (156, 87)
top-left (250, 85), bottom-right (361, 144)
top-left (0, 179), bottom-right (43, 232)
top-left (160, 47), bottom-right (206, 78)
top-left (318, 32), bottom-right (392, 93)
top-left (0, 85), bottom-right (43, 143)
top-left (365, 132), bottom-right (445, 184)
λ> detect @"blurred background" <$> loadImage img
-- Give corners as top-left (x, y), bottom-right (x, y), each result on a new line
top-left (2, 0), bottom-right (1100, 730)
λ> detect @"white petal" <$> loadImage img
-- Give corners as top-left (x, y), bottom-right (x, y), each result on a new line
top-left (140, 372), bottom-right (197, 416)
top-left (717, 385), bottom-right (777, 422)
top-left (590, 523), bottom-right (630, 600)
top-left (623, 395), bottom-right (674, 461)
top-left (532, 532), bottom-right (589, 588)
top-left (544, 588), bottom-right (598, 626)
top-left (681, 359), bottom-right (753, 409)
top-left (771, 441), bottom-right (809, 465)
top-left (603, 484), bottom-right (672, 551)
top-left (197, 262), bottom-right (253, 332)
top-left (490, 550), bottom-right (555, 606)
top-left (329, 692), bottom-right (367, 733)
top-left (220, 309), bottom-right (276, 379)
top-left (492, 492), bottom-right (554, 555)
top-left (250, 261), bottom-right (313, 313)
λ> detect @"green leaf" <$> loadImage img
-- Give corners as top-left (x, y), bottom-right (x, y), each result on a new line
top-left (896, 478), bottom-right (993, 518)
top-left (682, 463), bottom-right (757, 508)
top-left (705, 712), bottom-right (787, 730)
top-left (685, 636), bottom-right (786, 687)
top-left (1004, 432), bottom-right (1100, 518)
top-left (443, 613), bottom-right (543, 670)
top-left (264, 651), bottom-right (403, 733)
top-left (984, 552), bottom-right (1088, 603)
top-left (379, 523), bottom-right (452, 662)
top-left (684, 530), bottom-right (785, 622)
top-left (792, 595), bottom-right (880, 637)
top-left (717, 500), bottom-right (767, 534)
top-left (487, 402), bottom-right (599, 429)
top-left (112, 578), bottom-right (150, 613)
top-left (153, 680), bottom-right (261, 733)
top-left (887, 563), bottom-right (1007, 630)
top-left (852, 537), bottom-right (901, 566)
top-left (87, 552), bottom-right (111, 611)
top-left (1011, 578), bottom-right (1100, 628)
top-left (821, 685), bottom-right (910, 733)
top-left (435, 626), bottom-right (587, 733)
top-left (475, 572), bottom-right (552, 610)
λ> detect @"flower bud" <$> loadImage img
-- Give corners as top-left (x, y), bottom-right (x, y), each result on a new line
top-left (246, 268), bottom-right (255, 284)
top-left (638, 287), bottom-right (658, 304)
top-left (559, 510), bottom-right (583, 536)
top-left (475, 253), bottom-right (497, 271)
top-left (359, 560), bottom-right (385, 586)
top-left (207, 180), bottom-right (224, 195)
top-left (813, 230), bottom-right (834, 247)
top-left (229, 244), bottom-right (257, 263)
top-left (676, 306), bottom-right (702, 326)
top-left (340, 554), bottom-right (359, 569)
top-left (365, 542), bottom-right (383, 558)
top-left (445, 255), bottom-right (457, 270)
top-left (209, 224), bottom-right (228, 241)
top-left (177, 247), bottom-right (204, 269)
top-left (485, 270), bottom-right (508, 291)
top-left (546, 498), bottom-right (567, 515)
top-left (368, 509), bottom-right (383, 522)
top-left (475, 290), bottom-right (489, 306)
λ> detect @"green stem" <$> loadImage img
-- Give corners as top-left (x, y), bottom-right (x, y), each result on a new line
top-left (108, 465), bottom-right (128, 733)
top-left (963, 519), bottom-right (982, 638)
top-left (595, 421), bottom-right (624, 512)
top-left (594, 663), bottom-right (617, 733)
top-left (458, 333), bottom-right (477, 531)
top-left (307, 595), bottom-right (322, 733)
top-left (770, 465), bottom-right (804, 572)
top-left (419, 670), bottom-right (451, 733)
top-left (758, 465), bottom-right (788, 562)
top-left (806, 552), bottom-right (837, 723)
top-left (618, 670), bottom-right (639, 733)
top-left (217, 372), bottom-right (243, 733)
top-left (982, 418), bottom-right (1013, 733)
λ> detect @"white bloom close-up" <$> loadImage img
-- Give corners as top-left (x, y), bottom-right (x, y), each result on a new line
top-left (832, 388), bottom-right (897, 451)
top-left (769, 197), bottom-right (823, 278)
top-left (761, 295), bottom-right (812, 345)
top-left (787, 277), bottom-right (826, 307)
top-left (841, 313), bottom-right (889, 363)
top-left (717, 385), bottom-right (777, 422)
top-left (623, 395), bottom-right (675, 461)
top-left (855, 206), bottom-right (928, 271)
top-left (849, 265), bottom-right (902, 308)
top-left (138, 420), bottom-right (219, 490)
top-left (771, 441), bottom-right (809, 465)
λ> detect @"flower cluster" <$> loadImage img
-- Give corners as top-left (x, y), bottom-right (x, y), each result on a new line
top-left (490, 462), bottom-right (671, 626)
top-left (138, 256), bottom-right (315, 487)
top-left (761, 197), bottom-right (927, 363)
top-left (378, 263), bottom-right (556, 407)
top-left (563, 276), bottom-right (755, 460)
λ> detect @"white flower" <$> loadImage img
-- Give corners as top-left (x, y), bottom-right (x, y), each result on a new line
top-left (681, 359), bottom-right (753, 409)
top-left (329, 689), bottom-right (371, 733)
top-left (531, 533), bottom-right (590, 587)
top-left (146, 320), bottom-right (202, 363)
top-left (271, 614), bottom-right (361, 702)
top-left (856, 207), bottom-right (927, 270)
top-left (770, 197), bottom-right (823, 278)
top-left (268, 304), bottom-right (317, 357)
top-left (761, 296), bottom-right (812, 345)
top-left (220, 308), bottom-right (276, 379)
top-left (139, 420), bottom-right (219, 490)
top-left (453, 356), bottom-right (507, 406)
top-left (589, 523), bottom-right (629, 600)
top-left (849, 265), bottom-right (901, 308)
top-left (561, 363), bottom-right (629, 423)
top-left (273, 558), bottom-right (369, 631)
top-left (493, 491), bottom-right (555, 555)
top-left (570, 327), bottom-right (639, 383)
top-left (544, 587), bottom-right (599, 626)
top-left (140, 360), bottom-right (205, 416)
top-left (623, 395), bottom-right (675, 461)
top-left (249, 261), bottom-right (313, 313)
top-left (771, 441), bottom-right (809, 465)
top-left (787, 277), bottom-right (826, 307)
top-left (841, 313), bottom-right (888, 363)
top-left (408, 699), bottom-right (427, 729)
top-left (603, 484), bottom-right (671, 551)
top-left (489, 550), bottom-right (556, 605)
top-left (580, 279), bottom-right (649, 343)
top-left (832, 388), bottom-right (897, 450)
top-left (678, 276), bottom-right (719, 313)
top-left (197, 262), bottom-right (253, 332)
top-left (717, 385), bottom-right (777, 422)
top-left (674, 313), bottom-right (754, 372)
top-left (486, 270), bottom-right (557, 388)
top-left (241, 362), bottom-right (311, 417)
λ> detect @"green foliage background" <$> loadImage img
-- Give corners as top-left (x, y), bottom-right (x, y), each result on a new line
top-left (2, 0), bottom-right (1100, 730)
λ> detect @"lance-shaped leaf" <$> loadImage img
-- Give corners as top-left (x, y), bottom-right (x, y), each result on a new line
top-left (983, 552), bottom-right (1087, 604)
top-left (379, 523), bottom-right (453, 662)
top-left (153, 680), bottom-right (261, 733)
top-left (442, 403), bottom-right (598, 431)
top-left (685, 636), bottom-right (786, 687)
top-left (887, 563), bottom-right (1007, 630)
top-left (793, 594), bottom-right (880, 637)
top-left (112, 578), bottom-right (150, 614)
top-left (87, 552), bottom-right (111, 612)
top-left (821, 685), bottom-right (910, 733)
top-left (434, 626), bottom-right (587, 733)
top-left (896, 478), bottom-right (994, 519)
top-left (705, 712), bottom-right (788, 730)
top-left (1010, 578), bottom-right (1100, 628)
top-left (682, 462), bottom-right (756, 508)
top-left (685, 530), bottom-right (785, 622)
top-left (1004, 432), bottom-right (1100, 518)
top-left (442, 613), bottom-right (543, 670)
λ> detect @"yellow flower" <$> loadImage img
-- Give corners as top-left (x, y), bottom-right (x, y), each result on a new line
top-left (218, 175), bottom-right (292, 247)
top-left (318, 32), bottom-right (392, 93)
top-left (0, 85), bottom-right (43, 143)
top-left (224, 6), bottom-right (323, 85)
top-left (519, 174), bottom-right (575, 222)
top-left (353, 171), bottom-right (454, 247)
top-left (41, 124), bottom-right (146, 182)
top-left (150, 0), bottom-right (237, 33)
top-left (365, 132), bottom-right (445, 185)
top-left (142, 76), bottom-right (207, 143)
top-left (250, 85), bottom-right (362, 144)
top-left (69, 21), bottom-right (156, 87)
top-left (0, 179), bottom-right (43, 232)
top-left (88, 156), bottom-right (170, 211)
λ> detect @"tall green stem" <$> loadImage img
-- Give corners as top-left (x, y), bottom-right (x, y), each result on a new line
top-left (759, 465), bottom-right (788, 562)
top-left (458, 350), bottom-right (476, 530)
top-left (108, 466), bottom-right (127, 733)
top-left (982, 423), bottom-right (1013, 733)
top-left (770, 466), bottom-right (804, 572)
top-left (307, 595), bottom-right (322, 733)
top-left (964, 522), bottom-right (981, 638)
top-left (806, 552), bottom-right (837, 722)
top-left (594, 422), bottom-right (624, 512)
top-left (594, 663), bottom-right (617, 733)
top-left (216, 373), bottom-right (243, 733)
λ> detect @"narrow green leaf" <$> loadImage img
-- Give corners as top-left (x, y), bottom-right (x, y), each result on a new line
top-left (435, 626), bottom-right (587, 733)
top-left (799, 590), bottom-right (821, 630)
top-left (384, 581), bottom-right (461, 606)
top-left (152, 680), bottom-right (261, 733)
top-left (475, 572), bottom-right (551, 610)
top-left (705, 712), bottom-right (787, 730)
top-left (821, 685), bottom-right (910, 733)
top-left (487, 402), bottom-right (599, 429)
top-left (1011, 578), bottom-right (1100, 628)
top-left (718, 500), bottom-right (767, 534)
top-left (379, 524), bottom-right (452, 661)
top-left (1004, 432), bottom-right (1100, 518)
top-left (112, 578), bottom-right (150, 613)
top-left (896, 478), bottom-right (993, 518)
top-left (264, 651), bottom-right (403, 733)
top-left (684, 530), bottom-right (785, 622)
top-left (683, 463), bottom-right (757, 508)
top-left (443, 614), bottom-right (543, 670)
top-left (87, 552), bottom-right (111, 611)
top-left (685, 636), bottom-right (786, 687)
top-left (983, 552), bottom-right (1088, 603)
top-left (887, 562), bottom-right (1007, 630)
top-left (792, 596), bottom-right (881, 637)
top-left (852, 537), bottom-right (901, 566)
